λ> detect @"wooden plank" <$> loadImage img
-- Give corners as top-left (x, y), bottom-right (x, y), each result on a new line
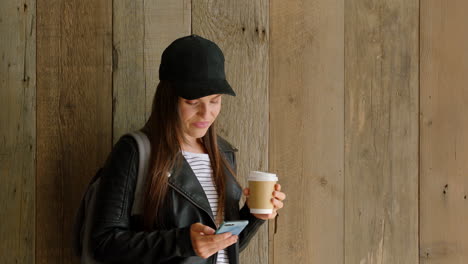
top-left (420, 1), bottom-right (468, 263)
top-left (344, 0), bottom-right (419, 263)
top-left (113, 0), bottom-right (191, 142)
top-left (142, 0), bottom-right (191, 130)
top-left (192, 1), bottom-right (269, 263)
top-left (0, 0), bottom-right (36, 263)
top-left (112, 0), bottom-right (145, 140)
top-left (36, 0), bottom-right (112, 262)
top-left (269, 0), bottom-right (344, 263)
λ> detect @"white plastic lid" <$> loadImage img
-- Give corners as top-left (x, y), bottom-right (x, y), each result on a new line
top-left (250, 208), bottom-right (273, 214)
top-left (248, 171), bottom-right (278, 181)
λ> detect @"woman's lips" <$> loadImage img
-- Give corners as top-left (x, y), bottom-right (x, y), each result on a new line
top-left (192, 122), bottom-right (210, 128)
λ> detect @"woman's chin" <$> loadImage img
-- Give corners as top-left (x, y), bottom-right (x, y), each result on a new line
top-left (188, 129), bottom-right (209, 139)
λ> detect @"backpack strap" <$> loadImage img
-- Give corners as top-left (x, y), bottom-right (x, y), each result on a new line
top-left (73, 131), bottom-right (151, 261)
top-left (127, 131), bottom-right (151, 216)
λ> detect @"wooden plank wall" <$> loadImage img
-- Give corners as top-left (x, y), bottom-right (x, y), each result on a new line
top-left (1, 0), bottom-right (467, 263)
top-left (0, 0), bottom-right (36, 263)
top-left (112, 0), bottom-right (145, 139)
top-left (269, 0), bottom-right (344, 263)
top-left (420, 1), bottom-right (468, 263)
top-left (113, 0), bottom-right (190, 142)
top-left (142, 0), bottom-right (191, 126)
top-left (36, 0), bottom-right (112, 263)
top-left (192, 1), bottom-right (270, 263)
top-left (344, 0), bottom-right (419, 263)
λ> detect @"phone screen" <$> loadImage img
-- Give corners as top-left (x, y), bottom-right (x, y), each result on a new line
top-left (215, 220), bottom-right (249, 236)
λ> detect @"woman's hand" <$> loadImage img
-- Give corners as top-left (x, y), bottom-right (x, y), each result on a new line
top-left (243, 183), bottom-right (286, 220)
top-left (190, 223), bottom-right (238, 259)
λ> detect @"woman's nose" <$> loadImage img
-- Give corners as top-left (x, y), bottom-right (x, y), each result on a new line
top-left (198, 103), bottom-right (210, 118)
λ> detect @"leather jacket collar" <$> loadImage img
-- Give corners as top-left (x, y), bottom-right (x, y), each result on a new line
top-left (169, 136), bottom-right (241, 225)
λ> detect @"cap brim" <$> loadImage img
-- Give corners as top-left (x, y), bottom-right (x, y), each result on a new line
top-left (174, 79), bottom-right (236, 100)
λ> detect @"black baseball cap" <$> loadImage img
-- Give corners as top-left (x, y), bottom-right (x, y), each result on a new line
top-left (159, 34), bottom-right (236, 100)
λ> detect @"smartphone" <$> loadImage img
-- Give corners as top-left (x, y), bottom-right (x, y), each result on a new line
top-left (215, 220), bottom-right (249, 236)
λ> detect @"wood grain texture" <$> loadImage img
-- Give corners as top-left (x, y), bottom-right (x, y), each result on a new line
top-left (112, 0), bottom-right (145, 141)
top-left (269, 0), bottom-right (344, 263)
top-left (143, 0), bottom-right (191, 125)
top-left (420, 1), bottom-right (468, 263)
top-left (113, 0), bottom-right (190, 142)
top-left (192, 1), bottom-right (269, 263)
top-left (0, 0), bottom-right (36, 263)
top-left (36, 0), bottom-right (112, 262)
top-left (344, 0), bottom-right (419, 263)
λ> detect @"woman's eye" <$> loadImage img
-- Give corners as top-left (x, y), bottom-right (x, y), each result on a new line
top-left (210, 100), bottom-right (220, 104)
top-left (186, 101), bottom-right (198, 105)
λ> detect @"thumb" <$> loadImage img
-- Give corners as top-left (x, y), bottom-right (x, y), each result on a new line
top-left (201, 225), bottom-right (215, 235)
top-left (191, 223), bottom-right (205, 232)
top-left (191, 223), bottom-right (215, 235)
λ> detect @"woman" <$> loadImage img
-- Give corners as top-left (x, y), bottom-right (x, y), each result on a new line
top-left (90, 35), bottom-right (286, 264)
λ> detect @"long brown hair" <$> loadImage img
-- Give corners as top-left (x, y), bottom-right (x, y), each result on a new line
top-left (141, 80), bottom-right (235, 230)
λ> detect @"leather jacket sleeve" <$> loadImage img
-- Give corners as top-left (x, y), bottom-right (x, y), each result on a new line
top-left (90, 136), bottom-right (197, 263)
top-left (238, 203), bottom-right (266, 252)
top-left (224, 150), bottom-right (266, 252)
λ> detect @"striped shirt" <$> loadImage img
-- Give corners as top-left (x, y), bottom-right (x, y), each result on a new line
top-left (182, 151), bottom-right (229, 264)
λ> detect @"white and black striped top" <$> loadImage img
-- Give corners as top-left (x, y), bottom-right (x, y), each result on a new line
top-left (182, 151), bottom-right (229, 264)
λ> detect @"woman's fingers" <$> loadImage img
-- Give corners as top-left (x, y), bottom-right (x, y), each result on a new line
top-left (190, 222), bottom-right (205, 234)
top-left (200, 232), bottom-right (232, 243)
top-left (190, 223), bottom-right (238, 259)
top-left (197, 233), bottom-right (238, 258)
top-left (191, 222), bottom-right (215, 235)
top-left (202, 225), bottom-right (216, 235)
top-left (273, 190), bottom-right (286, 201)
top-left (210, 233), bottom-right (238, 249)
top-left (272, 197), bottom-right (284, 209)
top-left (275, 183), bottom-right (281, 191)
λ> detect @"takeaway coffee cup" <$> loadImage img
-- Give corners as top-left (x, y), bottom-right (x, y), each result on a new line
top-left (248, 171), bottom-right (278, 214)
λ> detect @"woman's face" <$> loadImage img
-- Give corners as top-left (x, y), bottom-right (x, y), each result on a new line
top-left (178, 94), bottom-right (222, 142)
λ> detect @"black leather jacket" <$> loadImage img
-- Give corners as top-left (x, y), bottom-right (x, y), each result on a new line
top-left (90, 135), bottom-right (265, 263)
